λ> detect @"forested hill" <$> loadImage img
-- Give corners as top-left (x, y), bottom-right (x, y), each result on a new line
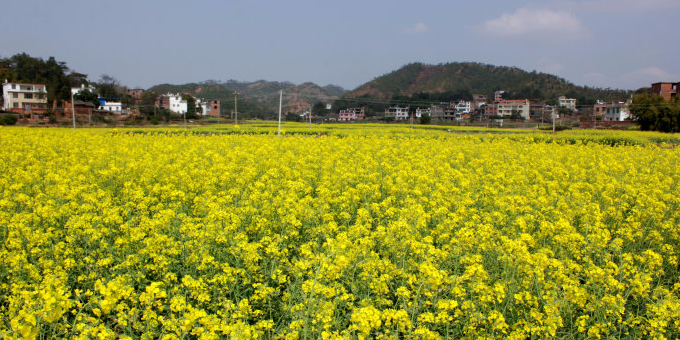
top-left (345, 62), bottom-right (632, 105)
top-left (149, 80), bottom-right (346, 116)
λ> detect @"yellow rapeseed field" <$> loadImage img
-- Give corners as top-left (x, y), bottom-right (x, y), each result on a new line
top-left (0, 125), bottom-right (679, 339)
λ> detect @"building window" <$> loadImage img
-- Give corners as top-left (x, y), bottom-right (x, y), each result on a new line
top-left (13, 103), bottom-right (18, 108)
top-left (24, 93), bottom-right (33, 99)
top-left (13, 93), bottom-right (18, 98)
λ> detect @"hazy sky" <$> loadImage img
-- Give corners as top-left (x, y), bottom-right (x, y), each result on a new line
top-left (2, 0), bottom-right (678, 90)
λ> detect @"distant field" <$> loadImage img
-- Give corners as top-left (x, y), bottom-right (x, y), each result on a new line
top-left (1, 125), bottom-right (679, 339)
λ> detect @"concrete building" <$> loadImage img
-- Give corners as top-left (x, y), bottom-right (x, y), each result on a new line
top-left (71, 84), bottom-right (97, 96)
top-left (417, 106), bottom-right (444, 120)
top-left (98, 98), bottom-right (123, 113)
top-left (2, 81), bottom-right (48, 114)
top-left (494, 90), bottom-right (505, 102)
top-left (472, 94), bottom-right (487, 110)
top-left (455, 101), bottom-right (471, 114)
top-left (158, 93), bottom-right (188, 114)
top-left (604, 101), bottom-right (631, 121)
top-left (558, 96), bottom-right (577, 111)
top-left (385, 106), bottom-right (410, 120)
top-left (64, 100), bottom-right (95, 115)
top-left (593, 100), bottom-right (606, 117)
top-left (651, 82), bottom-right (678, 101)
top-left (339, 107), bottom-right (364, 121)
top-left (497, 99), bottom-right (531, 119)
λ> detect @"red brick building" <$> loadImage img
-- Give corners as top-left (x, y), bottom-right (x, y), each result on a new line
top-left (206, 100), bottom-right (220, 117)
top-left (651, 82), bottom-right (678, 101)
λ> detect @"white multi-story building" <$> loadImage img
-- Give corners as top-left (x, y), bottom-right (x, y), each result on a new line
top-left (385, 106), bottom-right (410, 120)
top-left (169, 94), bottom-right (188, 114)
top-left (158, 93), bottom-right (189, 114)
top-left (2, 81), bottom-right (48, 114)
top-left (497, 99), bottom-right (531, 119)
top-left (604, 101), bottom-right (631, 121)
top-left (415, 107), bottom-right (431, 119)
top-left (455, 101), bottom-right (471, 114)
top-left (196, 98), bottom-right (209, 116)
top-left (558, 96), bottom-right (577, 111)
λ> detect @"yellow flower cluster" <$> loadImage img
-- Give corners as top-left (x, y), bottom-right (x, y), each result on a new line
top-left (0, 125), bottom-right (679, 339)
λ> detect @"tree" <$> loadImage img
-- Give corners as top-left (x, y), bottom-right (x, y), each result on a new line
top-left (0, 53), bottom-right (87, 105)
top-left (420, 113), bottom-right (431, 125)
top-left (629, 95), bottom-right (680, 132)
top-left (312, 101), bottom-right (327, 116)
top-left (182, 94), bottom-right (197, 119)
top-left (285, 112), bottom-right (301, 122)
top-left (97, 74), bottom-right (123, 98)
top-left (73, 89), bottom-right (99, 107)
top-left (139, 90), bottom-right (159, 116)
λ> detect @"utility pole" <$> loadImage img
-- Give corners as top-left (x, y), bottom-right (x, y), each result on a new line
top-left (309, 105), bottom-right (312, 128)
top-left (71, 89), bottom-right (76, 130)
top-left (278, 90), bottom-right (282, 137)
top-left (234, 91), bottom-right (238, 125)
top-left (552, 108), bottom-right (556, 134)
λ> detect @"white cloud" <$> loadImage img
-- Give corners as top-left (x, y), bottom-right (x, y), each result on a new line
top-left (405, 23), bottom-right (429, 34)
top-left (477, 7), bottom-right (588, 40)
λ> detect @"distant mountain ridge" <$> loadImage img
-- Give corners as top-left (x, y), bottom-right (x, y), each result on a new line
top-left (149, 80), bottom-right (347, 116)
top-left (345, 62), bottom-right (632, 104)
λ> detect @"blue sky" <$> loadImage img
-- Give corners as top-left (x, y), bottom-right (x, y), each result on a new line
top-left (1, 0), bottom-right (678, 90)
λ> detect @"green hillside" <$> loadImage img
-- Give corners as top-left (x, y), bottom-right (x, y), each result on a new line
top-left (338, 62), bottom-right (632, 111)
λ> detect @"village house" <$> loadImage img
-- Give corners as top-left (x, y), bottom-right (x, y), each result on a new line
top-left (593, 100), bottom-right (606, 117)
top-left (472, 94), bottom-right (487, 110)
top-left (603, 100), bottom-right (631, 121)
top-left (651, 82), bottom-right (678, 101)
top-left (127, 89), bottom-right (144, 104)
top-left (72, 84), bottom-right (97, 96)
top-left (157, 93), bottom-right (188, 114)
top-left (63, 100), bottom-right (95, 116)
top-left (98, 98), bottom-right (123, 113)
top-left (497, 99), bottom-right (531, 119)
top-left (558, 96), bottom-right (577, 112)
top-left (205, 100), bottom-right (220, 117)
top-left (455, 101), bottom-right (471, 114)
top-left (339, 107), bottom-right (364, 121)
top-left (2, 80), bottom-right (48, 115)
top-left (385, 106), bottom-right (410, 120)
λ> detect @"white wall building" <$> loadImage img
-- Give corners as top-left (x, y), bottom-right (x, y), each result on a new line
top-left (71, 84), bottom-right (97, 96)
top-left (196, 98), bottom-right (210, 116)
top-left (497, 100), bottom-right (531, 119)
top-left (2, 81), bottom-right (48, 113)
top-left (455, 101), bottom-right (471, 114)
top-left (169, 94), bottom-right (188, 114)
top-left (558, 96), bottom-right (577, 111)
top-left (98, 98), bottom-right (123, 113)
top-left (604, 101), bottom-right (631, 121)
top-left (385, 106), bottom-right (410, 120)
